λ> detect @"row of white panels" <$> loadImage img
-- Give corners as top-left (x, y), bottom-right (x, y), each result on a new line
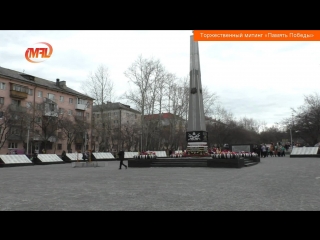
top-left (0, 155), bottom-right (32, 164)
top-left (66, 151), bottom-right (168, 160)
top-left (0, 151), bottom-right (168, 164)
top-left (291, 147), bottom-right (319, 155)
top-left (0, 154), bottom-right (63, 164)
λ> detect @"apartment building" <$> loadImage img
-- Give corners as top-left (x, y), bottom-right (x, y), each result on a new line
top-left (144, 113), bottom-right (186, 130)
top-left (92, 102), bottom-right (141, 153)
top-left (144, 112), bottom-right (186, 150)
top-left (0, 66), bottom-right (94, 155)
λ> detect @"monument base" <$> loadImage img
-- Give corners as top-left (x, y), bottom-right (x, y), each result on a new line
top-left (185, 143), bottom-right (208, 157)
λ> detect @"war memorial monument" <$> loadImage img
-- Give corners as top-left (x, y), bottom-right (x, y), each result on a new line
top-left (126, 33), bottom-right (259, 168)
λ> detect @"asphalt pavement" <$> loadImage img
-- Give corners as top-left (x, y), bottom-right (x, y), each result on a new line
top-left (1, 156), bottom-right (320, 211)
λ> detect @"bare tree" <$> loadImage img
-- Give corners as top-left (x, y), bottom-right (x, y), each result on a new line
top-left (285, 92), bottom-right (320, 145)
top-left (83, 64), bottom-right (115, 152)
top-left (0, 103), bottom-right (34, 154)
top-left (202, 86), bottom-right (219, 117)
top-left (0, 105), bottom-right (11, 151)
top-left (238, 117), bottom-right (261, 133)
top-left (83, 64), bottom-right (115, 105)
top-left (32, 100), bottom-right (63, 152)
top-left (59, 116), bottom-right (77, 152)
top-left (124, 55), bottom-right (166, 151)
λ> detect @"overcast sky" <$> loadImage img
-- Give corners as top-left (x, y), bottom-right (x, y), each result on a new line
top-left (1, 30), bottom-right (320, 127)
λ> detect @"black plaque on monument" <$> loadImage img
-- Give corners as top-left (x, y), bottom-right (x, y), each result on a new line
top-left (186, 131), bottom-right (208, 143)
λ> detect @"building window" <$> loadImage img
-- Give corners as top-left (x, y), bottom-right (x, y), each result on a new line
top-left (59, 108), bottom-right (64, 114)
top-left (36, 103), bottom-right (42, 110)
top-left (12, 99), bottom-right (21, 106)
top-left (76, 144), bottom-right (82, 151)
top-left (0, 111), bottom-right (3, 118)
top-left (135, 114), bottom-right (137, 119)
top-left (0, 97), bottom-right (4, 104)
top-left (8, 142), bottom-right (18, 148)
top-left (69, 98), bottom-right (73, 104)
top-left (11, 128), bottom-right (20, 135)
top-left (60, 96), bottom-right (64, 102)
top-left (57, 144), bottom-right (62, 150)
top-left (14, 85), bottom-right (21, 91)
top-left (48, 93), bottom-right (55, 101)
top-left (47, 142), bottom-right (53, 150)
top-left (36, 117), bottom-right (41, 123)
top-left (28, 89), bottom-right (33, 95)
top-left (76, 111), bottom-right (84, 117)
top-left (13, 84), bottom-right (28, 93)
top-left (68, 110), bottom-right (73, 115)
top-left (38, 91), bottom-right (43, 97)
top-left (0, 82), bottom-right (5, 90)
top-left (77, 98), bottom-right (87, 104)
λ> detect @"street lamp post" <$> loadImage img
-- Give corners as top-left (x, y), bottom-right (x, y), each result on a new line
top-left (140, 133), bottom-right (142, 153)
top-left (290, 128), bottom-right (293, 151)
top-left (26, 126), bottom-right (30, 155)
top-left (290, 113), bottom-right (294, 151)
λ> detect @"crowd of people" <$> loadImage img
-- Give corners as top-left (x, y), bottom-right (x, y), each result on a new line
top-left (253, 142), bottom-right (289, 158)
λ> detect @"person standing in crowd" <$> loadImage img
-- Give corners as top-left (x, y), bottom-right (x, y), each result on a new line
top-left (269, 143), bottom-right (274, 157)
top-left (257, 144), bottom-right (262, 158)
top-left (281, 145), bottom-right (285, 157)
top-left (261, 144), bottom-right (267, 158)
top-left (277, 144), bottom-right (282, 157)
top-left (274, 144), bottom-right (278, 157)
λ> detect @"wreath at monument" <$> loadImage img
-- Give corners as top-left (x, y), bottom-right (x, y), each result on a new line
top-left (133, 151), bottom-right (157, 159)
top-left (211, 151), bottom-right (258, 159)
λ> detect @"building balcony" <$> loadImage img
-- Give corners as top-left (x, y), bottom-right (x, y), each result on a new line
top-left (75, 137), bottom-right (85, 143)
top-left (8, 119), bottom-right (21, 125)
top-left (10, 90), bottom-right (28, 99)
top-left (8, 105), bottom-right (27, 113)
top-left (48, 136), bottom-right (56, 142)
top-left (31, 136), bottom-right (42, 141)
top-left (7, 134), bottom-right (22, 141)
top-left (44, 111), bottom-right (58, 117)
top-left (75, 116), bottom-right (87, 122)
top-left (44, 97), bottom-right (56, 103)
top-left (76, 103), bottom-right (87, 110)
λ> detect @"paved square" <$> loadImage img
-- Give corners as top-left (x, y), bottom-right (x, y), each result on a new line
top-left (1, 156), bottom-right (320, 211)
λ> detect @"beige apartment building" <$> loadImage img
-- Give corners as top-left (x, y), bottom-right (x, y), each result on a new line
top-left (0, 66), bottom-right (94, 155)
top-left (92, 102), bottom-right (141, 154)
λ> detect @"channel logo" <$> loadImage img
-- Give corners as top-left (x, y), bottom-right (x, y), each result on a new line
top-left (25, 42), bottom-right (53, 63)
